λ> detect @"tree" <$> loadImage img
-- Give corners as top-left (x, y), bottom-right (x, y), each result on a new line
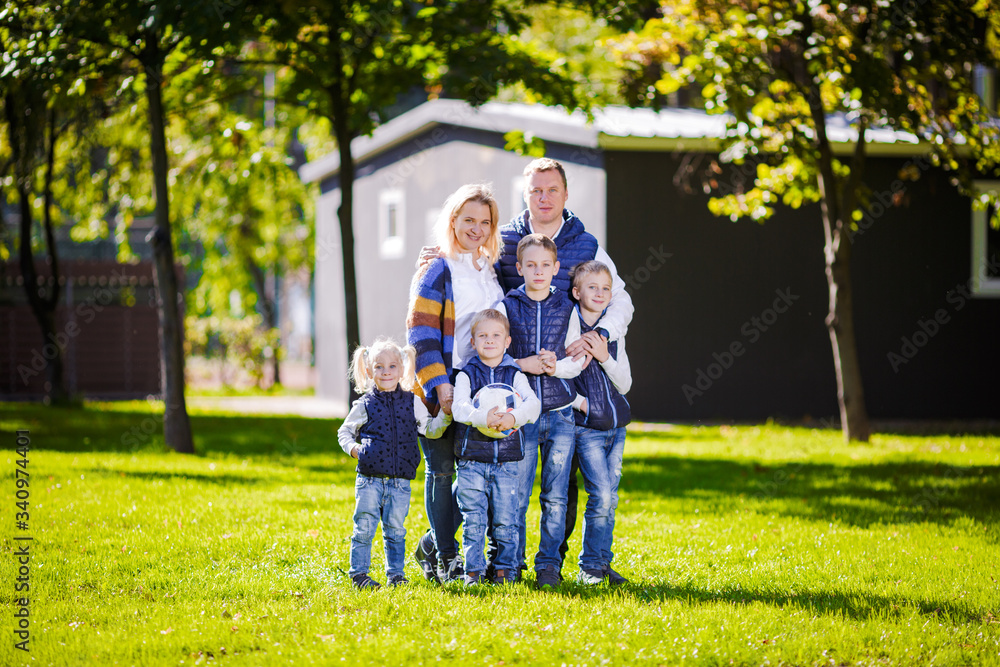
top-left (66, 0), bottom-right (259, 452)
top-left (254, 0), bottom-right (581, 399)
top-left (0, 2), bottom-right (99, 404)
top-left (608, 0), bottom-right (1000, 441)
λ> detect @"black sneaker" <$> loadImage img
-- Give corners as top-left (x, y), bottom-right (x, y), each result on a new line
top-left (535, 566), bottom-right (561, 590)
top-left (388, 574), bottom-right (409, 587)
top-left (440, 555), bottom-right (465, 583)
top-left (604, 566), bottom-right (628, 586)
top-left (351, 573), bottom-right (381, 590)
top-left (492, 568), bottom-right (517, 584)
top-left (414, 532), bottom-right (440, 583)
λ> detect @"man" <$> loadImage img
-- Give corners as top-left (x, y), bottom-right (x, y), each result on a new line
top-left (495, 158), bottom-right (634, 580)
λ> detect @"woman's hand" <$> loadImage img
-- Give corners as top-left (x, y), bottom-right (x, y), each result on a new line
top-left (538, 349), bottom-right (557, 375)
top-left (436, 382), bottom-right (454, 415)
top-left (416, 245), bottom-right (443, 269)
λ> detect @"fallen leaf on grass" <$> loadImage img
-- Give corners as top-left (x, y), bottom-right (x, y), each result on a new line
top-left (308, 530), bottom-right (320, 538)
top-left (317, 634), bottom-right (336, 642)
top-left (160, 628), bottom-right (173, 635)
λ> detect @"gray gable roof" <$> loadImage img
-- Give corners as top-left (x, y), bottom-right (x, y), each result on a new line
top-left (300, 99), bottom-right (920, 184)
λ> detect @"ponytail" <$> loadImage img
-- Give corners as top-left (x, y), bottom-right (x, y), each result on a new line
top-left (350, 345), bottom-right (372, 394)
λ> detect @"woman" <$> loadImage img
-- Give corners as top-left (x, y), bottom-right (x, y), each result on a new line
top-left (406, 183), bottom-right (504, 583)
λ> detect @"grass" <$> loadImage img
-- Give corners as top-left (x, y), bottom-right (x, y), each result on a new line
top-left (1, 402), bottom-right (999, 666)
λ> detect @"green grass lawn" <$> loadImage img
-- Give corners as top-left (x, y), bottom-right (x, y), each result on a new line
top-left (2, 402), bottom-right (999, 666)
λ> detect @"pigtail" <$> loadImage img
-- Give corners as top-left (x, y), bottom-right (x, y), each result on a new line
top-left (399, 344), bottom-right (417, 393)
top-left (350, 345), bottom-right (372, 394)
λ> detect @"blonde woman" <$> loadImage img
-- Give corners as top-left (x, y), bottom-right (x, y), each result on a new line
top-left (405, 183), bottom-right (504, 583)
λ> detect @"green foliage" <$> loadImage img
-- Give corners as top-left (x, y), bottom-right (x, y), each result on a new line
top-left (607, 0), bottom-right (1000, 225)
top-left (504, 129), bottom-right (547, 157)
top-left (186, 313), bottom-right (281, 387)
top-left (2, 403), bottom-right (999, 664)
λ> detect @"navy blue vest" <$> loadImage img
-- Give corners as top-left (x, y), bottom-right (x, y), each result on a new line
top-left (356, 387), bottom-right (421, 480)
top-left (572, 309), bottom-right (631, 430)
top-left (454, 355), bottom-right (526, 463)
top-left (496, 209), bottom-right (600, 293)
top-left (503, 286), bottom-right (575, 411)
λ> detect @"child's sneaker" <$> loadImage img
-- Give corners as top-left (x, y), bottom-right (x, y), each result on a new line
top-left (492, 569), bottom-right (517, 584)
top-left (387, 574), bottom-right (409, 587)
top-left (463, 571), bottom-right (486, 586)
top-left (535, 566), bottom-right (561, 590)
top-left (414, 533), bottom-right (440, 583)
top-left (604, 566), bottom-right (628, 586)
top-left (577, 568), bottom-right (606, 585)
top-left (351, 573), bottom-right (381, 590)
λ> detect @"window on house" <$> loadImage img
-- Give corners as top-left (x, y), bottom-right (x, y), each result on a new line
top-left (379, 189), bottom-right (405, 259)
top-left (971, 180), bottom-right (1000, 297)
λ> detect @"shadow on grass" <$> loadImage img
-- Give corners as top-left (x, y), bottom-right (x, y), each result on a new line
top-left (628, 581), bottom-right (990, 625)
top-left (621, 455), bottom-right (1000, 530)
top-left (82, 467), bottom-right (358, 488)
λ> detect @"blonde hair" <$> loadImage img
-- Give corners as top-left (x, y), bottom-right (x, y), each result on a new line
top-left (523, 158), bottom-right (567, 191)
top-left (349, 338), bottom-right (417, 394)
top-left (436, 183), bottom-right (502, 265)
top-left (470, 308), bottom-right (510, 338)
top-left (516, 233), bottom-right (558, 263)
top-left (569, 260), bottom-right (612, 291)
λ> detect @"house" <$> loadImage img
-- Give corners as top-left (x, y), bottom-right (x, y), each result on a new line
top-left (301, 99), bottom-right (1000, 422)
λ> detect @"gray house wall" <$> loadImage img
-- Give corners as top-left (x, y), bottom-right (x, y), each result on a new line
top-left (315, 130), bottom-right (606, 408)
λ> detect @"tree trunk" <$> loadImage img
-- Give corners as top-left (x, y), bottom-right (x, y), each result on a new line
top-left (144, 52), bottom-right (195, 454)
top-left (9, 94), bottom-right (67, 404)
top-left (331, 103), bottom-right (361, 403)
top-left (805, 74), bottom-right (872, 443)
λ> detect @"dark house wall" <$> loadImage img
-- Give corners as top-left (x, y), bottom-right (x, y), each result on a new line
top-left (606, 150), bottom-right (1000, 421)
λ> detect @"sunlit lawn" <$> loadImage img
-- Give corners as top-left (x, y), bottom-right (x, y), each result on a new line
top-left (1, 402), bottom-right (998, 666)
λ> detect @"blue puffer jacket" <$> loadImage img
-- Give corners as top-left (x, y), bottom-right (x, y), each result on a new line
top-left (496, 209), bottom-right (600, 293)
top-left (503, 286), bottom-right (575, 411)
top-left (454, 355), bottom-right (526, 463)
top-left (573, 309), bottom-right (631, 430)
top-left (356, 387), bottom-right (421, 480)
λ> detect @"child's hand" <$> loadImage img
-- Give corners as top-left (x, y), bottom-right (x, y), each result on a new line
top-left (582, 330), bottom-right (610, 362)
top-left (350, 445), bottom-right (360, 459)
top-left (494, 412), bottom-right (516, 432)
top-left (538, 349), bottom-right (557, 375)
top-left (579, 398), bottom-right (589, 415)
top-left (517, 355), bottom-right (545, 375)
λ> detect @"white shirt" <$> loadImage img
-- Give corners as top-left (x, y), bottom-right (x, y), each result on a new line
top-left (528, 218), bottom-right (634, 341)
top-left (337, 392), bottom-right (452, 457)
top-left (445, 252), bottom-right (504, 371)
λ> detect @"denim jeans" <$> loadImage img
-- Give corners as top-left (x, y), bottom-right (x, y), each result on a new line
top-left (574, 426), bottom-right (626, 571)
top-left (516, 406), bottom-right (576, 571)
top-left (348, 474), bottom-right (411, 578)
top-left (419, 425), bottom-right (462, 566)
top-left (456, 458), bottom-right (520, 574)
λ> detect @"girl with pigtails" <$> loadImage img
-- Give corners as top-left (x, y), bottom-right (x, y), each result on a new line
top-left (337, 338), bottom-right (452, 590)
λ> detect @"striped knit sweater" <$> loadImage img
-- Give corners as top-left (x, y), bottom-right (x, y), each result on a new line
top-left (406, 258), bottom-right (456, 406)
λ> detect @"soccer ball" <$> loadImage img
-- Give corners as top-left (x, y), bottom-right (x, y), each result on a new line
top-left (472, 383), bottom-right (523, 439)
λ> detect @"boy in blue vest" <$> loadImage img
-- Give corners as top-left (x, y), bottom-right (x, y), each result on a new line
top-left (567, 261), bottom-right (632, 586)
top-left (452, 309), bottom-right (541, 585)
top-left (494, 234), bottom-right (586, 589)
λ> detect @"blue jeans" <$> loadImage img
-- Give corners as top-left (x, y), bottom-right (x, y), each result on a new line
top-left (516, 406), bottom-right (576, 572)
top-left (419, 426), bottom-right (462, 565)
top-left (456, 458), bottom-right (520, 574)
top-left (349, 474), bottom-right (411, 578)
top-left (575, 426), bottom-right (626, 571)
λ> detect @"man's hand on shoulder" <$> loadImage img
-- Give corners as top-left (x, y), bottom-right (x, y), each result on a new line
top-left (416, 245), bottom-right (443, 269)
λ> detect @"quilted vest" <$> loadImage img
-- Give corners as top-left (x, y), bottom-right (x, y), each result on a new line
top-left (503, 286), bottom-right (575, 411)
top-left (454, 355), bottom-right (526, 463)
top-left (496, 209), bottom-right (600, 293)
top-left (572, 309), bottom-right (631, 430)
top-left (356, 387), bottom-right (421, 479)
